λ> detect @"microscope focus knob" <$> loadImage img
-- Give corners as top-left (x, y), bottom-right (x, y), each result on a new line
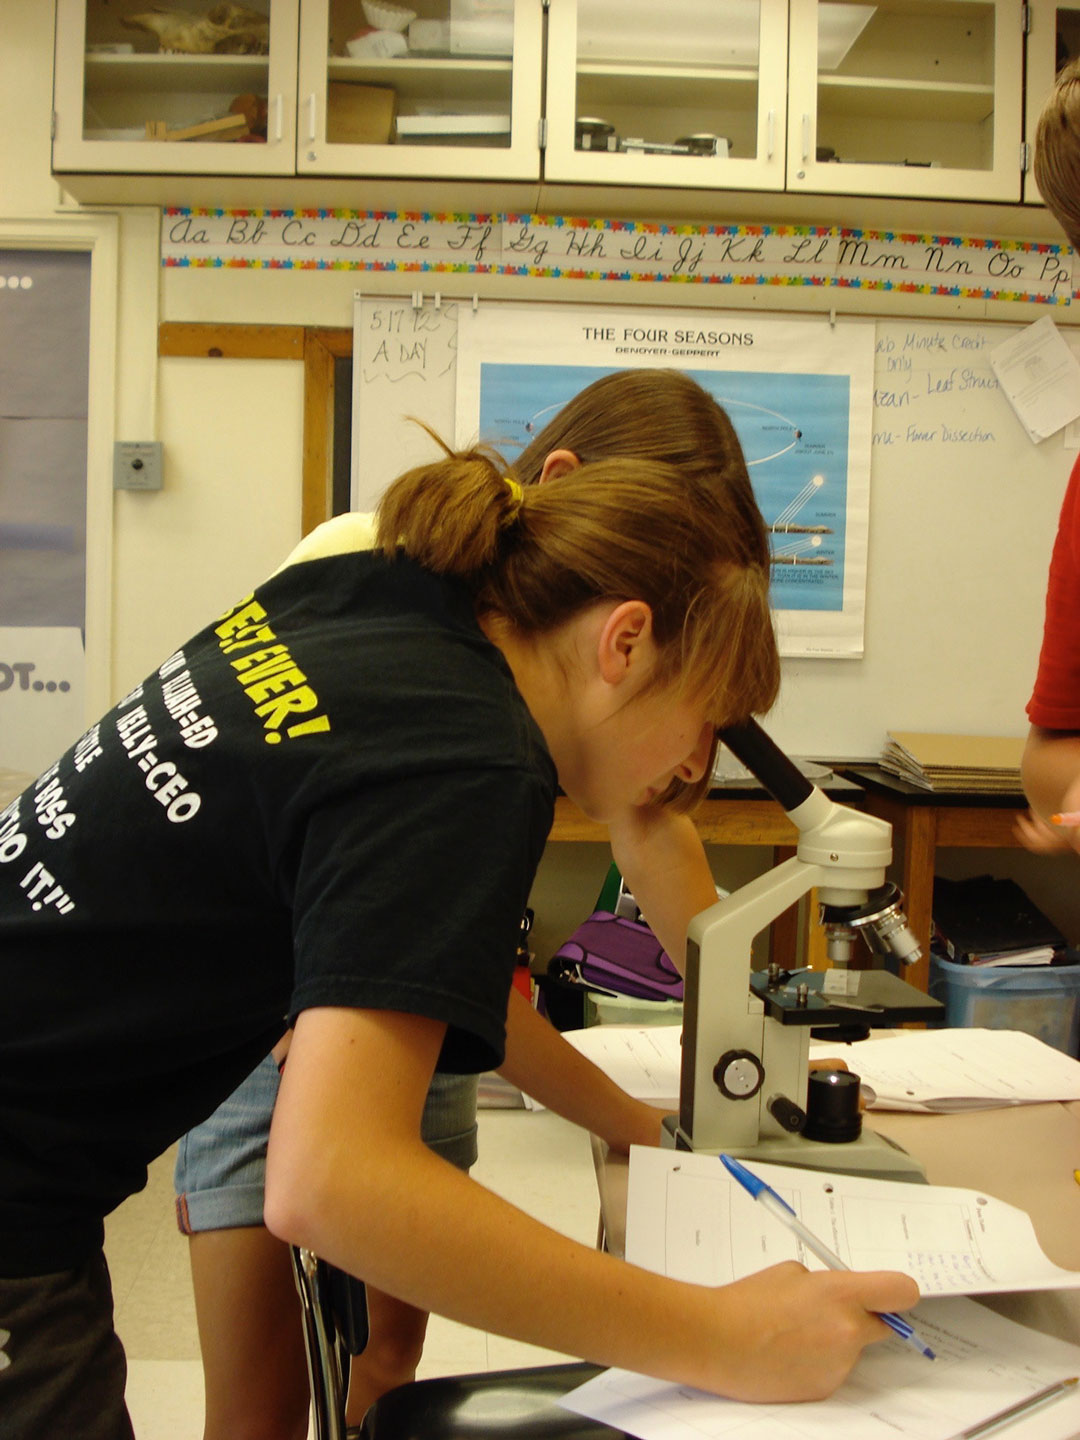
top-left (767, 1093), bottom-right (807, 1133)
top-left (713, 1049), bottom-right (765, 1100)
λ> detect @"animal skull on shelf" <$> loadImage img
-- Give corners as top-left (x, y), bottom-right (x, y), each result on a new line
top-left (120, 4), bottom-right (270, 55)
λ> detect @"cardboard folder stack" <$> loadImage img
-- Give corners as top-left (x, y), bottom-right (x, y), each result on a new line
top-left (880, 731), bottom-right (1026, 793)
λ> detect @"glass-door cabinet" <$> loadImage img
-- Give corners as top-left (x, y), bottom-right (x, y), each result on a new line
top-left (543, 0), bottom-right (789, 190)
top-left (786, 0), bottom-right (1025, 201)
top-left (297, 0), bottom-right (543, 178)
top-left (53, 0), bottom-right (299, 175)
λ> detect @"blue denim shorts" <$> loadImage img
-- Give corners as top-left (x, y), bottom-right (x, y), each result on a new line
top-left (174, 1054), bottom-right (479, 1233)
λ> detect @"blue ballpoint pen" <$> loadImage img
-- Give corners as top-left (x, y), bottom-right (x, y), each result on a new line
top-left (720, 1153), bottom-right (936, 1361)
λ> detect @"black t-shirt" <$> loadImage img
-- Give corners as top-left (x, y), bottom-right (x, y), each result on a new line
top-left (0, 546), bottom-right (555, 1275)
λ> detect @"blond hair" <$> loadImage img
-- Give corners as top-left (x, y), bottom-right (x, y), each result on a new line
top-left (1035, 58), bottom-right (1080, 251)
top-left (376, 429), bottom-right (778, 811)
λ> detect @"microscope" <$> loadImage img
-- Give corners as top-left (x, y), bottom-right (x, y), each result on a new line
top-left (663, 719), bottom-right (943, 1181)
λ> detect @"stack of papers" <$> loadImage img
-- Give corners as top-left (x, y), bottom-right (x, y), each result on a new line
top-left (810, 1027), bottom-right (1080, 1111)
top-left (880, 731), bottom-right (1026, 793)
top-left (558, 1148), bottom-right (1080, 1440)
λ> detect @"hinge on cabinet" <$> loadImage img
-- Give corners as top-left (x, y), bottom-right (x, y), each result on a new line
top-left (1021, 4), bottom-right (1031, 35)
top-left (50, 111), bottom-right (57, 140)
top-left (538, 116), bottom-right (547, 150)
top-left (1020, 140), bottom-right (1032, 173)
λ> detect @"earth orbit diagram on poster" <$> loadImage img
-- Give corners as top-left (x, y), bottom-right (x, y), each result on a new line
top-left (476, 364), bottom-right (849, 617)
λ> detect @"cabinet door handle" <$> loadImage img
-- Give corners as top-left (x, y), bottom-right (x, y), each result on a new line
top-left (766, 108), bottom-right (775, 160)
top-left (307, 93), bottom-right (317, 143)
top-left (802, 113), bottom-right (811, 163)
top-left (271, 94), bottom-right (283, 144)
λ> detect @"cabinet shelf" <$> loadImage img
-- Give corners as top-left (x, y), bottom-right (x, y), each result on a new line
top-left (575, 67), bottom-right (760, 115)
top-left (818, 75), bottom-right (995, 122)
top-left (576, 62), bottom-right (757, 82)
top-left (85, 52), bottom-right (271, 95)
top-left (326, 55), bottom-right (514, 106)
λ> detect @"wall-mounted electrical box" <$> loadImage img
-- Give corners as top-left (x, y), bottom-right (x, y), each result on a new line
top-left (114, 441), bottom-right (163, 491)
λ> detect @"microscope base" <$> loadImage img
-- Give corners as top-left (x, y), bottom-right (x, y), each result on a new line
top-left (662, 1117), bottom-right (927, 1184)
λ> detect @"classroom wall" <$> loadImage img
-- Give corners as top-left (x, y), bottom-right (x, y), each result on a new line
top-left (6, 7), bottom-right (1080, 949)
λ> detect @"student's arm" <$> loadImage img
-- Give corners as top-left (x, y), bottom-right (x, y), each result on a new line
top-left (606, 805), bottom-right (718, 971)
top-left (265, 1004), bottom-right (919, 1404)
top-left (497, 987), bottom-right (666, 1150)
top-left (1020, 725), bottom-right (1080, 853)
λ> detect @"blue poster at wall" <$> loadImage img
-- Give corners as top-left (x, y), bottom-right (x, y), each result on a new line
top-left (476, 362), bottom-right (850, 614)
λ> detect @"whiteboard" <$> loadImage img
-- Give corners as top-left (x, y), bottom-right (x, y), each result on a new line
top-left (352, 293), bottom-right (1076, 758)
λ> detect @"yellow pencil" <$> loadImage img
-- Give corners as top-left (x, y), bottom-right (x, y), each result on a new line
top-left (1051, 811), bottom-right (1080, 826)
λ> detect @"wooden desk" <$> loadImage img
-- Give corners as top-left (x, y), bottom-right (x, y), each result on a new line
top-left (840, 766), bottom-right (1029, 993)
top-left (592, 1098), bottom-right (1080, 1347)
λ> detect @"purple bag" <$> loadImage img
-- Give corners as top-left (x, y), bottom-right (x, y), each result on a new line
top-left (548, 911), bottom-right (684, 1002)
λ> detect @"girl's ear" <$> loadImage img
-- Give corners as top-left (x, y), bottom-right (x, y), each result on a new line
top-left (538, 448), bottom-right (581, 484)
top-left (596, 600), bottom-right (655, 686)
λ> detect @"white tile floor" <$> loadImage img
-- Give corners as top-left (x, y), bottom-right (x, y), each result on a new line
top-left (104, 1106), bottom-right (602, 1440)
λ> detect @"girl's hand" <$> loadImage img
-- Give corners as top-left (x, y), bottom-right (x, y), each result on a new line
top-left (1017, 806), bottom-right (1080, 854)
top-left (698, 1262), bottom-right (920, 1402)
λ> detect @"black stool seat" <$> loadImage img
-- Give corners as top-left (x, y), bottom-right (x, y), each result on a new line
top-left (357, 1361), bottom-right (634, 1439)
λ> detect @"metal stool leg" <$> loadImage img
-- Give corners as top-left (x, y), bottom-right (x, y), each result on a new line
top-left (291, 1246), bottom-right (349, 1440)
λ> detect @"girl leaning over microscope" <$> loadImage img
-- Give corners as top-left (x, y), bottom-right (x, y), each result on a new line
top-left (0, 378), bottom-right (919, 1440)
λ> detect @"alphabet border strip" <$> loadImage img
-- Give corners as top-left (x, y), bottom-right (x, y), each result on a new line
top-left (160, 209), bottom-right (1075, 306)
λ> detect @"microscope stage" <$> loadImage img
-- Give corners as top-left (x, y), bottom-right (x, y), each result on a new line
top-left (750, 967), bottom-right (944, 1026)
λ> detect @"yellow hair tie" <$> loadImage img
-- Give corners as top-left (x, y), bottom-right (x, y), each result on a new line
top-left (504, 475), bottom-right (524, 505)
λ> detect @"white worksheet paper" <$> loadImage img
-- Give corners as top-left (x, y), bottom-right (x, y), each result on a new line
top-left (810, 1027), bottom-right (1080, 1111)
top-left (623, 1147), bottom-right (1080, 1297)
top-left (560, 1296), bottom-right (1080, 1440)
top-left (564, 1024), bottom-right (1080, 1112)
top-left (989, 314), bottom-right (1080, 443)
top-left (562, 1024), bottom-right (682, 1101)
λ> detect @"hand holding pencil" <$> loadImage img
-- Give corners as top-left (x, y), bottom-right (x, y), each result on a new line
top-left (1017, 729), bottom-right (1080, 855)
top-left (1015, 808), bottom-right (1077, 854)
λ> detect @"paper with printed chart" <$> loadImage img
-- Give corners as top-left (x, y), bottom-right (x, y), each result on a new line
top-left (624, 1146), bottom-right (1080, 1297)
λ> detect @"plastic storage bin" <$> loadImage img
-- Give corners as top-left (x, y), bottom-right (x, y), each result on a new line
top-left (929, 952), bottom-right (1080, 1056)
top-left (585, 992), bottom-right (683, 1027)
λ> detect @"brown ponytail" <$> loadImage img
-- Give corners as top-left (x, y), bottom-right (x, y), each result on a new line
top-left (375, 433), bottom-right (524, 576)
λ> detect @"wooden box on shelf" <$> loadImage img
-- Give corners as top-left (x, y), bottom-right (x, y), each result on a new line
top-left (325, 81), bottom-right (397, 143)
